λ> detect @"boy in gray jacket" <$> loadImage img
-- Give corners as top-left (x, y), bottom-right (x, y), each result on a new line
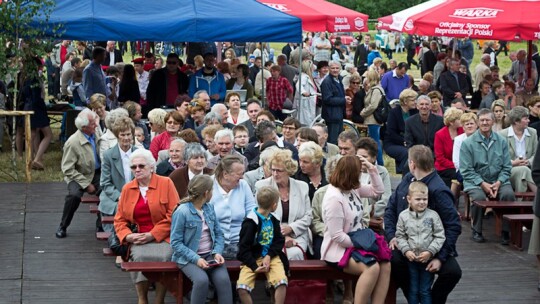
top-left (396, 181), bottom-right (446, 304)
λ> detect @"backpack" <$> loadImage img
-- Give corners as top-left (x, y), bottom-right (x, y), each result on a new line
top-left (372, 87), bottom-right (390, 124)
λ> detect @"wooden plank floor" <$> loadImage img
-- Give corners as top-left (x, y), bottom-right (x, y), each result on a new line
top-left (0, 182), bottom-right (539, 303)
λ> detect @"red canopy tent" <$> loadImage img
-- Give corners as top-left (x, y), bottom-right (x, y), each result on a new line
top-left (377, 0), bottom-right (540, 40)
top-left (259, 0), bottom-right (369, 33)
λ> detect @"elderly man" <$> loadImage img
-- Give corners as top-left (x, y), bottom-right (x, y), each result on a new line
top-left (385, 145), bottom-right (462, 304)
top-left (239, 99), bottom-right (262, 139)
top-left (321, 60), bottom-right (349, 144)
top-left (207, 129), bottom-right (249, 170)
top-left (56, 109), bottom-right (102, 238)
top-left (83, 47), bottom-right (107, 103)
top-left (277, 54), bottom-right (296, 88)
top-left (381, 62), bottom-right (410, 101)
top-left (211, 103), bottom-right (235, 129)
top-left (312, 32), bottom-right (332, 63)
top-left (460, 108), bottom-right (516, 243)
top-left (483, 41), bottom-right (498, 67)
top-left (337, 129), bottom-right (359, 156)
top-left (417, 79), bottom-right (431, 95)
top-left (188, 52), bottom-right (227, 105)
top-left (243, 120), bottom-right (298, 168)
top-left (421, 40), bottom-right (439, 76)
top-left (104, 41), bottom-right (123, 66)
top-left (404, 95), bottom-right (444, 154)
top-left (193, 90), bottom-right (211, 112)
top-left (474, 54), bottom-right (492, 88)
top-left (517, 79), bottom-right (539, 108)
top-left (508, 49), bottom-right (538, 88)
top-left (312, 123), bottom-right (339, 158)
top-left (132, 57), bottom-right (149, 104)
top-left (439, 58), bottom-right (469, 107)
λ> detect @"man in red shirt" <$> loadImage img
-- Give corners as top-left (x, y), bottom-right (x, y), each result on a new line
top-left (266, 65), bottom-right (293, 121)
top-left (146, 53), bottom-right (189, 115)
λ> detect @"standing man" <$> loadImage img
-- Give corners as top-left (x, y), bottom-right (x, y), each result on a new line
top-left (188, 52), bottom-right (227, 105)
top-left (266, 65), bottom-right (293, 122)
top-left (508, 49), bottom-right (538, 89)
top-left (82, 46), bottom-right (107, 103)
top-left (354, 34), bottom-right (371, 75)
top-left (460, 109), bottom-right (515, 243)
top-left (421, 41), bottom-right (438, 76)
top-left (320, 61), bottom-right (349, 144)
top-left (474, 54), bottom-right (492, 88)
top-left (146, 53), bottom-right (189, 111)
top-left (405, 35), bottom-right (419, 70)
top-left (56, 109), bottom-right (102, 238)
top-left (483, 41), bottom-right (498, 67)
top-left (381, 62), bottom-right (410, 101)
top-left (458, 38), bottom-right (474, 66)
top-left (277, 54), bottom-right (296, 89)
top-left (312, 32), bottom-right (332, 64)
top-left (132, 58), bottom-right (149, 105)
top-left (51, 40), bottom-right (74, 99)
top-left (104, 41), bottom-right (123, 66)
top-left (439, 58), bottom-right (469, 107)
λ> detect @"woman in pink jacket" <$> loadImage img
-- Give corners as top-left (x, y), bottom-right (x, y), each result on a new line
top-left (321, 155), bottom-right (390, 304)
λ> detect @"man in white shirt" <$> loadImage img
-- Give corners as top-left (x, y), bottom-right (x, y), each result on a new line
top-left (105, 41), bottom-right (123, 66)
top-left (133, 58), bottom-right (149, 103)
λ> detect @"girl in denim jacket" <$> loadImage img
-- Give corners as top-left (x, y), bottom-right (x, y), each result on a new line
top-left (170, 175), bottom-right (233, 304)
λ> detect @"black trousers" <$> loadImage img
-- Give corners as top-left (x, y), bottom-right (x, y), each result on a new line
top-left (60, 170), bottom-right (101, 229)
top-left (391, 249), bottom-right (462, 304)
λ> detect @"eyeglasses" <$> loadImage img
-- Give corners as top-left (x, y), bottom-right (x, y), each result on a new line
top-left (351, 81), bottom-right (361, 84)
top-left (166, 120), bottom-right (180, 125)
top-left (130, 164), bottom-right (147, 170)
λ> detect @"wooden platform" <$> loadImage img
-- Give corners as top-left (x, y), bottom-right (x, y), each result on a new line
top-left (0, 182), bottom-right (539, 303)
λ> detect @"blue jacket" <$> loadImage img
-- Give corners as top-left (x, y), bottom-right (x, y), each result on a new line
top-left (367, 50), bottom-right (382, 66)
top-left (320, 75), bottom-right (346, 123)
top-left (384, 171), bottom-right (461, 262)
top-left (188, 68), bottom-right (227, 104)
top-left (170, 202), bottom-right (224, 266)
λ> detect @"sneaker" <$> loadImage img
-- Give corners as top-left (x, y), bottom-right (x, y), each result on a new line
top-left (472, 231), bottom-right (485, 243)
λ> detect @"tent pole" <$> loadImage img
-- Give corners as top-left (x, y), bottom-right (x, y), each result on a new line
top-left (528, 40), bottom-right (532, 79)
top-left (261, 42), bottom-right (265, 108)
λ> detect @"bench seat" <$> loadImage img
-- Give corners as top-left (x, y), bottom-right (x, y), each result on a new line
top-left (473, 201), bottom-right (533, 236)
top-left (96, 231), bottom-right (111, 240)
top-left (503, 214), bottom-right (535, 250)
top-left (81, 195), bottom-right (100, 204)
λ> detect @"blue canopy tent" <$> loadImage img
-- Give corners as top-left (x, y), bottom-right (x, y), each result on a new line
top-left (36, 0), bottom-right (302, 42)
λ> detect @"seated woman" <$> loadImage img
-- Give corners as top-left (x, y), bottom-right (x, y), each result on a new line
top-left (428, 91), bottom-right (444, 117)
top-left (170, 175), bottom-right (233, 304)
top-left (210, 154), bottom-right (256, 259)
top-left (169, 142), bottom-right (214, 198)
top-left (226, 63), bottom-right (254, 100)
top-left (147, 108), bottom-right (167, 139)
top-left (99, 108), bottom-right (129, 160)
top-left (114, 149), bottom-right (179, 304)
top-left (226, 92), bottom-right (249, 125)
top-left (321, 155), bottom-right (389, 304)
top-left (88, 93), bottom-right (108, 136)
top-left (434, 107), bottom-right (464, 189)
top-left (491, 99), bottom-right (509, 132)
top-left (184, 98), bottom-right (207, 130)
top-left (156, 139), bottom-right (186, 177)
top-left (383, 89), bottom-right (418, 174)
top-left (149, 111), bottom-right (184, 160)
top-left (499, 106), bottom-right (538, 193)
top-left (255, 149), bottom-right (311, 260)
top-left (470, 80), bottom-right (491, 110)
top-left (294, 141), bottom-right (327, 202)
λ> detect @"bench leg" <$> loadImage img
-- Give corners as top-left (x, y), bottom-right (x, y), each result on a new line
top-left (141, 271), bottom-right (183, 304)
top-left (510, 221), bottom-right (524, 251)
top-left (385, 278), bottom-right (397, 304)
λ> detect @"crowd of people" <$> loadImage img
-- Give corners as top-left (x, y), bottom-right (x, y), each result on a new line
top-left (3, 34), bottom-right (540, 304)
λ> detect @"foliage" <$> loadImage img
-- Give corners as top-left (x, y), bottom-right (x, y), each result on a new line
top-left (328, 0), bottom-right (427, 19)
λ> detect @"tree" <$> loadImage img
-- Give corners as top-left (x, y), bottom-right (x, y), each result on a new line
top-left (0, 0), bottom-right (61, 181)
top-left (328, 0), bottom-right (427, 19)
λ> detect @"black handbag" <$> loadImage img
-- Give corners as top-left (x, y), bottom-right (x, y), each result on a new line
top-left (108, 224), bottom-right (137, 261)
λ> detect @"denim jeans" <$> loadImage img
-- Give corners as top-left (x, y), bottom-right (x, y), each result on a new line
top-left (367, 124), bottom-right (384, 165)
top-left (408, 261), bottom-right (434, 304)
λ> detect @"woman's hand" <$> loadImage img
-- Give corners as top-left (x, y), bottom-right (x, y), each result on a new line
top-left (284, 236), bottom-right (297, 248)
top-left (214, 254), bottom-right (225, 265)
top-left (357, 155), bottom-right (375, 171)
top-left (281, 224), bottom-right (293, 236)
top-left (197, 258), bottom-right (209, 269)
top-left (130, 232), bottom-right (155, 245)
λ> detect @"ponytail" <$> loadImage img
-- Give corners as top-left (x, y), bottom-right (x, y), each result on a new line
top-left (177, 175), bottom-right (214, 206)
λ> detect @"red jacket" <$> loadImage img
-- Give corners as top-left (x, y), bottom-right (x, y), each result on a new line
top-left (434, 126), bottom-right (463, 171)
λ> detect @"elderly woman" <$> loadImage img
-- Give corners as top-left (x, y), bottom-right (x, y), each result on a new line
top-left (184, 98), bottom-right (206, 130)
top-left (321, 155), bottom-right (389, 304)
top-left (114, 149), bottom-right (179, 304)
top-left (226, 92), bottom-right (249, 125)
top-left (210, 154), bottom-right (256, 259)
top-left (226, 63), bottom-right (254, 99)
top-left (99, 108), bottom-right (130, 159)
top-left (361, 69), bottom-right (385, 166)
top-left (243, 145), bottom-right (279, 194)
top-left (428, 90), bottom-right (444, 116)
top-left (434, 107), bottom-right (464, 188)
top-left (99, 116), bottom-right (136, 233)
top-left (255, 149), bottom-right (312, 260)
top-left (369, 57), bottom-right (383, 74)
top-left (295, 60), bottom-right (318, 125)
top-left (345, 73), bottom-right (362, 121)
top-left (491, 99), bottom-right (509, 132)
top-left (124, 101), bottom-right (150, 149)
top-left (451, 112), bottom-right (478, 202)
top-left (147, 108), bottom-right (167, 138)
top-left (383, 89), bottom-right (419, 174)
top-left (169, 143), bottom-right (214, 198)
top-left (499, 106), bottom-right (538, 193)
top-left (294, 141), bottom-right (327, 202)
top-left (156, 139), bottom-right (186, 177)
top-left (149, 111), bottom-right (184, 160)
top-left (88, 93), bottom-right (108, 135)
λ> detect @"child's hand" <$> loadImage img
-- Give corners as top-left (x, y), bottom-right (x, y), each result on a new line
top-left (255, 265), bottom-right (268, 273)
top-left (416, 251), bottom-right (432, 263)
top-left (214, 254), bottom-right (225, 264)
top-left (197, 258), bottom-right (209, 269)
top-left (405, 251), bottom-right (416, 262)
top-left (262, 255), bottom-right (271, 269)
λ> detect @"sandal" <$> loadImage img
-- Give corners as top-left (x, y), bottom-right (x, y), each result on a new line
top-left (31, 161), bottom-right (45, 171)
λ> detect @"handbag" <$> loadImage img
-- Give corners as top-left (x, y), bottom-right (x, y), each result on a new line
top-left (283, 244), bottom-right (327, 304)
top-left (108, 223), bottom-right (137, 261)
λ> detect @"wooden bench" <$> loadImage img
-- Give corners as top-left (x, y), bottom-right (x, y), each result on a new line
top-left (503, 214), bottom-right (535, 250)
top-left (89, 204), bottom-right (99, 214)
top-left (515, 192), bottom-right (535, 200)
top-left (473, 201), bottom-right (533, 236)
top-left (96, 231), bottom-right (111, 240)
top-left (121, 260), bottom-right (361, 304)
top-left (103, 248), bottom-right (116, 256)
top-left (101, 216), bottom-right (114, 224)
top-left (81, 195), bottom-right (100, 204)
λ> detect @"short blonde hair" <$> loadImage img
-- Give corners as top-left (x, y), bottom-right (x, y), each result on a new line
top-left (298, 141), bottom-right (324, 166)
top-left (147, 108), bottom-right (168, 129)
top-left (491, 99), bottom-right (506, 112)
top-left (257, 186), bottom-right (279, 209)
top-left (399, 89), bottom-right (418, 106)
top-left (443, 107), bottom-right (463, 126)
top-left (408, 181), bottom-right (428, 197)
top-left (460, 112), bottom-right (478, 124)
top-left (88, 93), bottom-right (106, 110)
top-left (268, 149), bottom-right (298, 176)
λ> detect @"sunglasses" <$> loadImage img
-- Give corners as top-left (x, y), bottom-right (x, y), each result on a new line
top-left (130, 164), bottom-right (147, 170)
top-left (166, 61), bottom-right (178, 65)
top-left (351, 81), bottom-right (361, 84)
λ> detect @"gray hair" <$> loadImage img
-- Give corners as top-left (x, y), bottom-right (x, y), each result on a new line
top-left (344, 63), bottom-right (355, 72)
top-left (105, 108), bottom-right (129, 130)
top-left (416, 95), bottom-right (431, 104)
top-left (170, 138), bottom-right (187, 148)
top-left (477, 108), bottom-right (496, 121)
top-left (193, 90), bottom-right (208, 99)
top-left (481, 53), bottom-right (491, 61)
top-left (74, 108), bottom-right (99, 130)
top-left (214, 128), bottom-right (234, 142)
top-left (183, 143), bottom-right (208, 162)
top-left (324, 154), bottom-right (342, 178)
top-left (204, 111), bottom-right (222, 124)
top-left (211, 103), bottom-right (227, 113)
top-left (328, 60), bottom-right (342, 69)
top-left (507, 106), bottom-right (529, 125)
top-left (260, 146), bottom-right (280, 167)
top-left (129, 149), bottom-right (156, 171)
